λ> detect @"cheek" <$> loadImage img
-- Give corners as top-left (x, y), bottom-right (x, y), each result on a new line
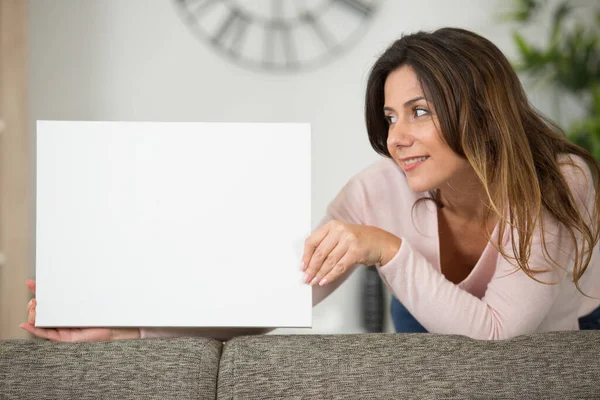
top-left (426, 136), bottom-right (460, 165)
top-left (424, 144), bottom-right (468, 177)
top-left (436, 155), bottom-right (471, 179)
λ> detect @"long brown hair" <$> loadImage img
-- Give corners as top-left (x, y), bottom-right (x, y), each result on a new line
top-left (365, 27), bottom-right (600, 292)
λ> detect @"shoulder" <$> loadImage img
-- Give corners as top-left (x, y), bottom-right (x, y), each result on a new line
top-left (557, 153), bottom-right (595, 206)
top-left (325, 157), bottom-right (416, 224)
top-left (336, 157), bottom-right (414, 207)
top-left (345, 157), bottom-right (408, 193)
top-left (524, 153), bottom-right (597, 250)
top-left (558, 153), bottom-right (592, 180)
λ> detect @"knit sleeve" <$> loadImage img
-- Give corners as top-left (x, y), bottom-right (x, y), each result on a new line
top-left (377, 233), bottom-right (567, 339)
top-left (312, 178), bottom-right (368, 307)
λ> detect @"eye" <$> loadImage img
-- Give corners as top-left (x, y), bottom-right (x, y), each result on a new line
top-left (413, 107), bottom-right (429, 118)
top-left (385, 115), bottom-right (397, 125)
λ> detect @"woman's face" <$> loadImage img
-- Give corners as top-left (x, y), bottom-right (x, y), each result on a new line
top-left (384, 66), bottom-right (471, 193)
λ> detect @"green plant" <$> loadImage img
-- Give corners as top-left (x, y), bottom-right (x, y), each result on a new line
top-left (504, 0), bottom-right (600, 160)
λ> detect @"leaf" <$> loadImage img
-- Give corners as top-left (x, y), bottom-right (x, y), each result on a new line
top-left (550, 2), bottom-right (572, 45)
top-left (553, 26), bottom-right (599, 93)
top-left (592, 84), bottom-right (600, 116)
top-left (569, 114), bottom-right (600, 162)
top-left (513, 31), bottom-right (532, 57)
top-left (503, 0), bottom-right (543, 22)
top-left (512, 31), bottom-right (551, 75)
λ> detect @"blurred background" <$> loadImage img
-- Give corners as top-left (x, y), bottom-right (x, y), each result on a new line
top-left (1, 0), bottom-right (597, 338)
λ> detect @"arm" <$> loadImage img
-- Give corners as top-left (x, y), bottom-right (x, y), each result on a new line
top-left (378, 231), bottom-right (568, 340)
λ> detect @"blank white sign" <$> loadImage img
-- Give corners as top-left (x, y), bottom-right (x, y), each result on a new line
top-left (36, 121), bottom-right (312, 328)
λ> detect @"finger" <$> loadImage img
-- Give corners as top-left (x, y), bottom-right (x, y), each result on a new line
top-left (310, 241), bottom-right (348, 286)
top-left (303, 228), bottom-right (343, 284)
top-left (19, 323), bottom-right (42, 337)
top-left (318, 252), bottom-right (356, 286)
top-left (19, 323), bottom-right (37, 336)
top-left (19, 323), bottom-right (60, 341)
top-left (301, 223), bottom-right (332, 272)
top-left (26, 279), bottom-right (36, 295)
top-left (28, 299), bottom-right (36, 325)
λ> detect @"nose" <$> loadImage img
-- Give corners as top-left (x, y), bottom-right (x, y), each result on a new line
top-left (386, 122), bottom-right (414, 149)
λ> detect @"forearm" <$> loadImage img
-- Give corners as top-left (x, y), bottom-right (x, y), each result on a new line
top-left (377, 239), bottom-right (561, 340)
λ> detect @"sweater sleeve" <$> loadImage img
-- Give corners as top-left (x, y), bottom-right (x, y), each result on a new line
top-left (312, 179), bottom-right (367, 307)
top-left (377, 157), bottom-right (595, 340)
top-left (377, 233), bottom-right (568, 340)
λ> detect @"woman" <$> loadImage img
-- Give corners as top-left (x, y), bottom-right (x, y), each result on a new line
top-left (21, 27), bottom-right (600, 341)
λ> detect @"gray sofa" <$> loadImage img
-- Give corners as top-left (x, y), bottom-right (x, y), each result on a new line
top-left (1, 331), bottom-right (599, 399)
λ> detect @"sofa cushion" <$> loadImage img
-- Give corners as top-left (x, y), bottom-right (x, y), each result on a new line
top-left (217, 331), bottom-right (600, 399)
top-left (0, 337), bottom-right (221, 400)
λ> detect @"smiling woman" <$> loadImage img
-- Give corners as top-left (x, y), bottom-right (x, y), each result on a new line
top-left (301, 27), bottom-right (600, 339)
top-left (21, 27), bottom-right (600, 342)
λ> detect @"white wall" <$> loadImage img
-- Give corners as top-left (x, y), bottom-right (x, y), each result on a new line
top-left (29, 0), bottom-right (562, 334)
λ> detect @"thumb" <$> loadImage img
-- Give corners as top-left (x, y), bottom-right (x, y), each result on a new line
top-left (25, 279), bottom-right (36, 295)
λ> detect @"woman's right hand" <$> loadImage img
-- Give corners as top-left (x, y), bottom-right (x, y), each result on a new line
top-left (19, 279), bottom-right (140, 342)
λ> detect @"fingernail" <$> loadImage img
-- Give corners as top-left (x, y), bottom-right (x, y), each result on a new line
top-left (319, 278), bottom-right (327, 286)
top-left (27, 299), bottom-right (33, 309)
top-left (303, 273), bottom-right (311, 284)
top-left (299, 261), bottom-right (305, 271)
top-left (309, 277), bottom-right (319, 286)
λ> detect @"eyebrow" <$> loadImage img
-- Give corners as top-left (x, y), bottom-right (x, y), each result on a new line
top-left (383, 96), bottom-right (426, 112)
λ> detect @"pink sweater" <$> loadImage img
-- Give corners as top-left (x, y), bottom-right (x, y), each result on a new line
top-left (142, 155), bottom-right (600, 340)
top-left (313, 156), bottom-right (600, 340)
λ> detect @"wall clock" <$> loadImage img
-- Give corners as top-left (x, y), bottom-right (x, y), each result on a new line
top-left (174, 0), bottom-right (382, 72)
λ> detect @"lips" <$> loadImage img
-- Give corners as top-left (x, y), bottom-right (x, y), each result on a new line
top-left (403, 156), bottom-right (429, 165)
top-left (400, 155), bottom-right (429, 171)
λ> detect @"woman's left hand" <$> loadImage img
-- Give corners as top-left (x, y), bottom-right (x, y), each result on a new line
top-left (301, 220), bottom-right (401, 286)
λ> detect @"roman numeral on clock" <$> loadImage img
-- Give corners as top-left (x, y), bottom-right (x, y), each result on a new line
top-left (178, 0), bottom-right (218, 17)
top-left (264, 23), bottom-right (297, 69)
top-left (211, 9), bottom-right (251, 57)
top-left (335, 0), bottom-right (374, 16)
top-left (302, 12), bottom-right (336, 49)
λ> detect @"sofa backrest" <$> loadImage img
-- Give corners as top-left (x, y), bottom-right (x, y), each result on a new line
top-left (0, 337), bottom-right (222, 399)
top-left (217, 331), bottom-right (600, 399)
top-left (2, 332), bottom-right (599, 399)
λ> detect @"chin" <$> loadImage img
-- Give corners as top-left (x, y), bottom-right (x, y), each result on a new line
top-left (406, 178), bottom-right (436, 193)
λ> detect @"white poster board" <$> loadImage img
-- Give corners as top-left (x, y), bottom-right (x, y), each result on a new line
top-left (35, 121), bottom-right (312, 328)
